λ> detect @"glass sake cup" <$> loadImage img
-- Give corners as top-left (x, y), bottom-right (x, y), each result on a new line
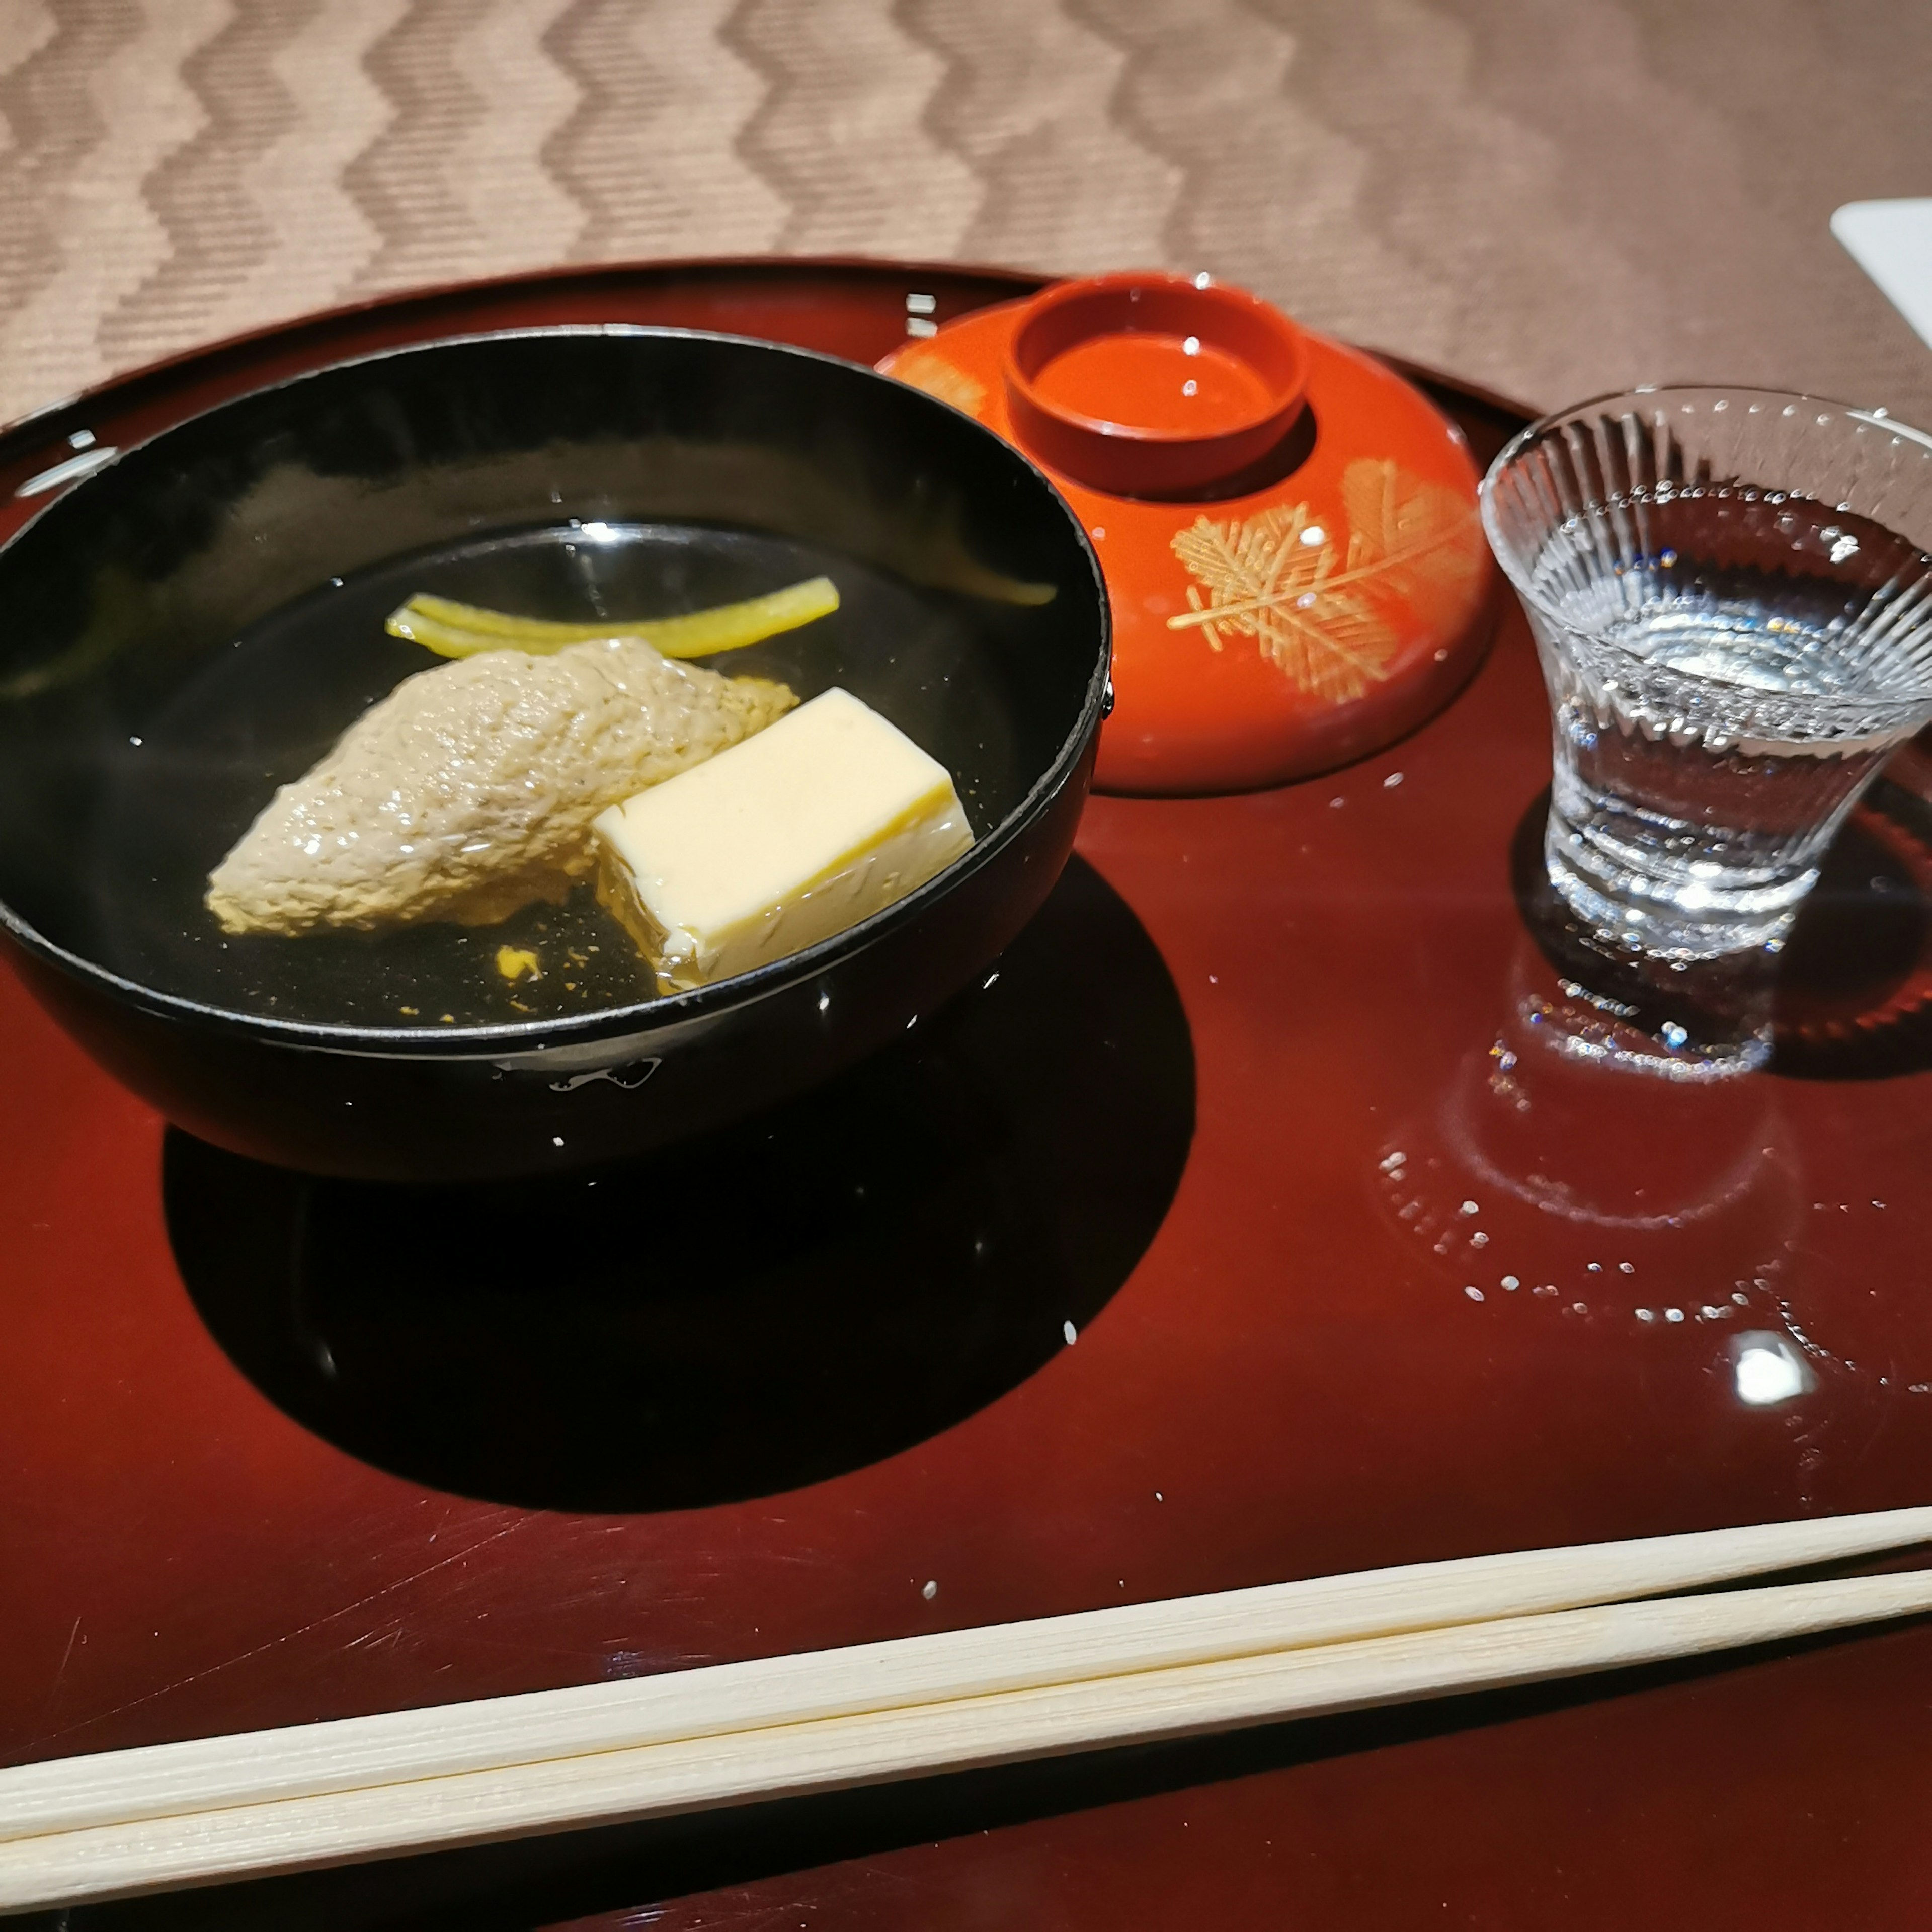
top-left (1481, 388), bottom-right (1932, 962)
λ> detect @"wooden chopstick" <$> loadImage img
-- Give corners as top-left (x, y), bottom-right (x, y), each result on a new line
top-left (8, 1566), bottom-right (1929, 1914)
top-left (1, 1510), bottom-right (1927, 1912)
top-left (6, 1506), bottom-right (1927, 1847)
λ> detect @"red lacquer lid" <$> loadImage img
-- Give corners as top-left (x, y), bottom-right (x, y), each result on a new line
top-left (881, 271), bottom-right (1493, 795)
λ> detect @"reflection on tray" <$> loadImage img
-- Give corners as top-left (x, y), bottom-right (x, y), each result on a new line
top-left (1504, 783), bottom-right (1932, 1082)
top-left (1772, 781), bottom-right (1932, 1078)
top-left (1374, 783), bottom-right (1932, 1374)
top-left (1373, 917), bottom-right (1802, 1339)
top-left (163, 857), bottom-right (1194, 1513)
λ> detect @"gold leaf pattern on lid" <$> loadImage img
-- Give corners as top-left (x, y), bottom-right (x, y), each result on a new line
top-left (1168, 459), bottom-right (1483, 703)
top-left (889, 347), bottom-right (988, 416)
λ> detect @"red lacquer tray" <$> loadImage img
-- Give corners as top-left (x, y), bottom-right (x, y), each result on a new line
top-left (5, 263), bottom-right (1932, 1931)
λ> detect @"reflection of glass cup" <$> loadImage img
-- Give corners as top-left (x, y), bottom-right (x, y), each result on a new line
top-left (1372, 932), bottom-right (1801, 1326)
top-left (1482, 389), bottom-right (1932, 961)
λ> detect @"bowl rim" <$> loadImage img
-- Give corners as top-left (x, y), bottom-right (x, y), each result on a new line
top-left (0, 323), bottom-right (1112, 1060)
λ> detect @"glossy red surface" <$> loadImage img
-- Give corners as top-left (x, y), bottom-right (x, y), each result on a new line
top-left (4, 264), bottom-right (1932, 1929)
top-left (882, 292), bottom-right (1492, 796)
top-left (1032, 332), bottom-right (1272, 431)
top-left (1001, 271), bottom-right (1309, 494)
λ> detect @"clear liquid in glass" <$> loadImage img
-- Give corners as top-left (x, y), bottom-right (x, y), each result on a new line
top-left (1528, 490), bottom-right (1930, 959)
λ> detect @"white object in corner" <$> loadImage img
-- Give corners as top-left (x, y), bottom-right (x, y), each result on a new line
top-left (1833, 198), bottom-right (1932, 352)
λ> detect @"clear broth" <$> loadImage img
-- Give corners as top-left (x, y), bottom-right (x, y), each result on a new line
top-left (85, 522), bottom-right (1027, 1030)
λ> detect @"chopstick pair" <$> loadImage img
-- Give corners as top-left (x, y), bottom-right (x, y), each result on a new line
top-left (3, 1506), bottom-right (1930, 1913)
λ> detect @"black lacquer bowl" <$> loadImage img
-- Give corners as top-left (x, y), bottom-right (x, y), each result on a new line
top-left (0, 330), bottom-right (1109, 1179)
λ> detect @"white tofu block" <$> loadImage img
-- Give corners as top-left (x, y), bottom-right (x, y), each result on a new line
top-left (593, 686), bottom-right (975, 991)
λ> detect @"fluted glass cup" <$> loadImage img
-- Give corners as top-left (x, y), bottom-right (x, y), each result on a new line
top-left (1481, 389), bottom-right (1932, 960)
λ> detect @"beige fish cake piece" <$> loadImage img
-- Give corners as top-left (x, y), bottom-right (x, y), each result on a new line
top-left (207, 637), bottom-right (795, 937)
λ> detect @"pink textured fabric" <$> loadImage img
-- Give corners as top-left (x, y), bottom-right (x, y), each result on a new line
top-left (0, 0), bottom-right (1926, 426)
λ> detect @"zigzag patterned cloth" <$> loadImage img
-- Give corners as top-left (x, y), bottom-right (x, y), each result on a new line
top-left (0, 0), bottom-right (1927, 430)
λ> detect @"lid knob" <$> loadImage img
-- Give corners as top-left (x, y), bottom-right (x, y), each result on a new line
top-left (1002, 272), bottom-right (1310, 498)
